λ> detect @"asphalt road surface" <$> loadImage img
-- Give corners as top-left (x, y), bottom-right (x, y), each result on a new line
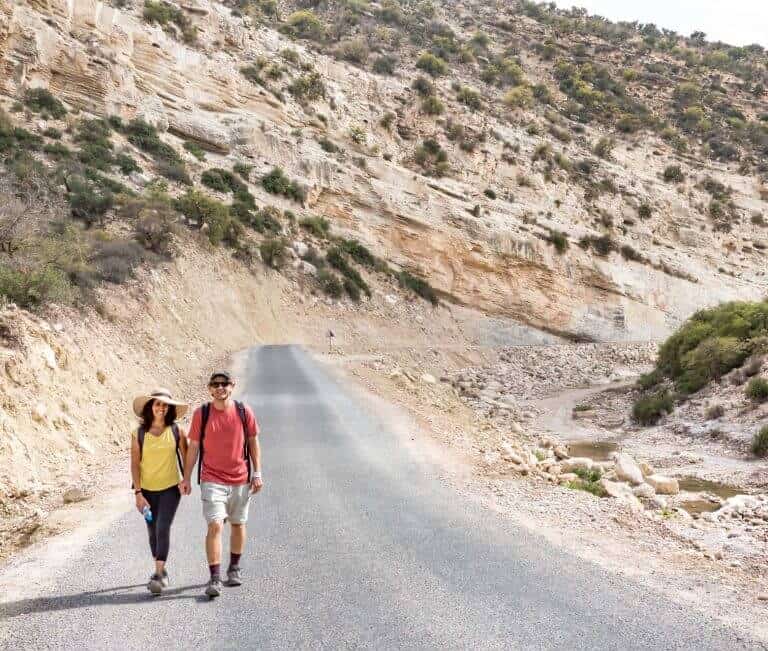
top-left (0, 346), bottom-right (761, 649)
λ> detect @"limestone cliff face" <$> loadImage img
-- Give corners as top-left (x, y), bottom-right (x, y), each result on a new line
top-left (1, 0), bottom-right (765, 341)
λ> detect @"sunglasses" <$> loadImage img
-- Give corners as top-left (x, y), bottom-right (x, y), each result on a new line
top-left (209, 382), bottom-right (231, 388)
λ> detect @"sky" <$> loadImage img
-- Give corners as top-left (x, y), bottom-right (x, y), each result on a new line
top-left (550, 1), bottom-right (768, 47)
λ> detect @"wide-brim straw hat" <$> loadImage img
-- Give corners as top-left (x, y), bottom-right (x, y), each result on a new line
top-left (132, 388), bottom-right (189, 420)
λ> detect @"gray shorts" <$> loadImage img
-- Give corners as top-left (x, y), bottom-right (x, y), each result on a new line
top-left (201, 482), bottom-right (251, 524)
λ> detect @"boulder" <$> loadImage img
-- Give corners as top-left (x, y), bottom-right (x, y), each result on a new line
top-left (632, 483), bottom-right (656, 499)
top-left (599, 479), bottom-right (644, 511)
top-left (63, 486), bottom-right (90, 504)
top-left (560, 457), bottom-right (593, 473)
top-left (420, 373), bottom-right (437, 384)
top-left (292, 241), bottom-right (309, 258)
top-left (645, 474), bottom-right (680, 495)
top-left (167, 115), bottom-right (231, 154)
top-left (553, 445), bottom-right (569, 460)
top-left (614, 453), bottom-right (644, 485)
top-left (299, 261), bottom-right (317, 276)
top-left (31, 402), bottom-right (47, 423)
top-left (639, 461), bottom-right (654, 477)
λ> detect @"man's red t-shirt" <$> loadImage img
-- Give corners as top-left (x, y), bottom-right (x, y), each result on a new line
top-left (188, 402), bottom-right (259, 485)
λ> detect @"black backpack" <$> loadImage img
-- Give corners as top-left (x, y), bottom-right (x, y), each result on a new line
top-left (197, 401), bottom-right (250, 484)
top-left (132, 423), bottom-right (183, 489)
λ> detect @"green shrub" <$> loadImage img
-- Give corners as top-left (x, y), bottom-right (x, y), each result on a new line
top-left (484, 188), bottom-right (497, 200)
top-left (372, 55), bottom-right (397, 75)
top-left (299, 215), bottom-right (331, 238)
top-left (414, 138), bottom-right (449, 177)
top-left (326, 247), bottom-right (370, 298)
top-left (663, 164), bottom-right (685, 183)
top-left (746, 377), bottom-right (768, 402)
top-left (398, 270), bottom-right (438, 305)
top-left (156, 160), bottom-right (191, 185)
top-left (67, 177), bottom-right (114, 227)
top-left (456, 86), bottom-right (481, 110)
top-left (233, 162), bottom-right (252, 180)
top-left (349, 126), bottom-right (366, 145)
top-left (115, 153), bottom-right (140, 175)
top-left (240, 65), bottom-right (265, 86)
top-left (412, 76), bottom-right (435, 97)
top-left (339, 239), bottom-right (376, 267)
top-left (567, 479), bottom-right (607, 497)
top-left (637, 369), bottom-right (662, 390)
top-left (174, 189), bottom-right (234, 245)
top-left (262, 167), bottom-right (305, 202)
top-left (336, 39), bottom-right (369, 65)
top-left (43, 127), bottom-right (62, 139)
top-left (632, 390), bottom-right (674, 425)
top-left (380, 112), bottom-right (396, 130)
top-left (43, 142), bottom-right (72, 159)
top-left (125, 119), bottom-right (182, 165)
top-left (201, 168), bottom-right (247, 194)
top-left (183, 141), bottom-right (206, 160)
top-left (260, 237), bottom-right (288, 269)
top-left (318, 268), bottom-right (343, 298)
top-left (286, 10), bottom-right (324, 40)
top-left (318, 137), bottom-right (339, 153)
top-left (638, 203), bottom-right (652, 219)
top-left (416, 52), bottom-right (448, 77)
top-left (421, 96), bottom-right (444, 115)
top-left (594, 137), bottom-right (615, 159)
top-left (90, 239), bottom-right (150, 284)
top-left (656, 301), bottom-right (768, 386)
top-left (288, 72), bottom-right (326, 102)
top-left (752, 426), bottom-right (768, 457)
top-left (677, 336), bottom-right (749, 394)
top-left (0, 264), bottom-right (73, 309)
top-left (143, 0), bottom-right (197, 43)
top-left (24, 88), bottom-right (67, 119)
top-left (549, 230), bottom-right (568, 254)
top-left (503, 86), bottom-right (534, 109)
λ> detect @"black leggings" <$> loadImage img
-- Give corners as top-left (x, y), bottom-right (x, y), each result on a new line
top-left (142, 486), bottom-right (181, 563)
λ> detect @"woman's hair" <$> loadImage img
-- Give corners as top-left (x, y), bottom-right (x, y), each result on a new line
top-left (140, 399), bottom-right (178, 428)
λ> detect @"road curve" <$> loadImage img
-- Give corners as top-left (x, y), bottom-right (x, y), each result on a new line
top-left (0, 346), bottom-right (760, 649)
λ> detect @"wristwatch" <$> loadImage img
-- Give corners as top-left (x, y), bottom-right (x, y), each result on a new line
top-left (134, 488), bottom-right (142, 494)
top-left (252, 472), bottom-right (262, 480)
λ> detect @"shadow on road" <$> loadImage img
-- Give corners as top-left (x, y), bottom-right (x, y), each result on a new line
top-left (0, 583), bottom-right (207, 618)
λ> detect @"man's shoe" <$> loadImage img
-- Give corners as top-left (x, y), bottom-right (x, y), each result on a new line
top-left (148, 573), bottom-right (163, 595)
top-left (226, 567), bottom-right (242, 587)
top-left (205, 577), bottom-right (222, 598)
top-left (160, 569), bottom-right (170, 588)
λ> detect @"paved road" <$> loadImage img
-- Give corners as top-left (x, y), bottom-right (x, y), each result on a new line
top-left (0, 346), bottom-right (761, 649)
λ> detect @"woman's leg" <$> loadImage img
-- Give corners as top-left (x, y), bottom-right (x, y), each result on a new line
top-left (142, 489), bottom-right (159, 562)
top-left (153, 486), bottom-right (181, 575)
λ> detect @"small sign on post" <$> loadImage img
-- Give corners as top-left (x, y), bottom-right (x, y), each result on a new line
top-left (327, 329), bottom-right (335, 354)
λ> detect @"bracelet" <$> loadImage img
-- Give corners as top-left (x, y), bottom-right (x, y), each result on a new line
top-left (134, 489), bottom-right (142, 494)
top-left (252, 472), bottom-right (262, 480)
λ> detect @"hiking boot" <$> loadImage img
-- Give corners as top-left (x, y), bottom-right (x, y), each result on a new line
top-left (205, 577), bottom-right (222, 598)
top-left (148, 573), bottom-right (163, 595)
top-left (160, 569), bottom-right (170, 588)
top-left (226, 567), bottom-right (242, 587)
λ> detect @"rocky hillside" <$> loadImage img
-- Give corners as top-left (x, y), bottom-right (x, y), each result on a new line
top-left (1, 0), bottom-right (767, 342)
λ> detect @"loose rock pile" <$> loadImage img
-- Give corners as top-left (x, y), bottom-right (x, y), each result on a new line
top-left (448, 343), bottom-right (657, 416)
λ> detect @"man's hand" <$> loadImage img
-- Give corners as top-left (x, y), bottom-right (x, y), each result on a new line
top-left (250, 477), bottom-right (263, 494)
top-left (180, 479), bottom-right (191, 496)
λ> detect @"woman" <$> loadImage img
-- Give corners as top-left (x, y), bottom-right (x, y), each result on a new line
top-left (130, 388), bottom-right (189, 595)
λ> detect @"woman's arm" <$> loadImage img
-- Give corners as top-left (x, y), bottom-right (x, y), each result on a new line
top-left (130, 435), bottom-right (149, 513)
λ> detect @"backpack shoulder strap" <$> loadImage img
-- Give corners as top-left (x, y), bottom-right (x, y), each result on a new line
top-left (197, 403), bottom-right (211, 484)
top-left (170, 423), bottom-right (183, 476)
top-left (235, 401), bottom-right (252, 481)
top-left (137, 426), bottom-right (147, 459)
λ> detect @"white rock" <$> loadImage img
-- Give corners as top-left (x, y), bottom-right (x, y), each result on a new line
top-left (599, 479), bottom-right (644, 511)
top-left (650, 495), bottom-right (668, 510)
top-left (292, 241), bottom-right (309, 258)
top-left (420, 373), bottom-right (437, 384)
top-left (614, 453), bottom-right (644, 485)
top-left (645, 474), bottom-right (680, 495)
top-left (31, 403), bottom-right (47, 423)
top-left (40, 344), bottom-right (57, 370)
top-left (63, 487), bottom-right (90, 504)
top-left (300, 261), bottom-right (317, 276)
top-left (632, 483), bottom-right (656, 499)
top-left (560, 457), bottom-right (594, 473)
top-left (383, 294), bottom-right (398, 305)
top-left (510, 421), bottom-right (523, 434)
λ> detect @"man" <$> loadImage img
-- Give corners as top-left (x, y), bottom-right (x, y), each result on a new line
top-left (181, 371), bottom-right (263, 598)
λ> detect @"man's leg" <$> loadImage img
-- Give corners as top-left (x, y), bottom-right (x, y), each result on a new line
top-left (225, 485), bottom-right (251, 586)
top-left (201, 483), bottom-right (228, 596)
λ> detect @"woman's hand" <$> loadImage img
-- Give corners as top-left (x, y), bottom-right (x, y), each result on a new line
top-left (135, 492), bottom-right (150, 514)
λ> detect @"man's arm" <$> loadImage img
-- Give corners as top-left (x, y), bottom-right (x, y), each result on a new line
top-left (248, 436), bottom-right (263, 493)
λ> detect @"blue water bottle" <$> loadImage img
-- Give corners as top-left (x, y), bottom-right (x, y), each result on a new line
top-left (142, 505), bottom-right (153, 523)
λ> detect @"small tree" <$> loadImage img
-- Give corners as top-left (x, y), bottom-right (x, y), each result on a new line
top-left (416, 52), bottom-right (448, 77)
